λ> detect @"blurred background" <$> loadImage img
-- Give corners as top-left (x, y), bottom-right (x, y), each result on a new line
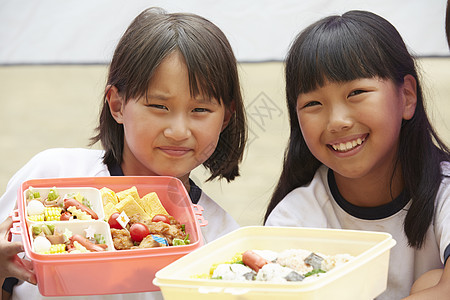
top-left (1, 0), bottom-right (449, 226)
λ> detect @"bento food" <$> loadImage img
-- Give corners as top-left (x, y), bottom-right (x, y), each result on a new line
top-left (100, 186), bottom-right (190, 250)
top-left (100, 186), bottom-right (168, 221)
top-left (208, 249), bottom-right (353, 282)
top-left (30, 223), bottom-right (109, 254)
top-left (26, 187), bottom-right (99, 221)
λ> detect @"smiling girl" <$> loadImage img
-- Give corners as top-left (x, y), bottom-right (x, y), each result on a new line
top-left (264, 10), bottom-right (450, 299)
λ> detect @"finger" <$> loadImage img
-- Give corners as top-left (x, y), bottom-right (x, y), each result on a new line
top-left (2, 241), bottom-right (24, 257)
top-left (8, 265), bottom-right (37, 285)
top-left (0, 216), bottom-right (13, 236)
top-left (19, 258), bottom-right (34, 271)
top-left (9, 256), bottom-right (37, 285)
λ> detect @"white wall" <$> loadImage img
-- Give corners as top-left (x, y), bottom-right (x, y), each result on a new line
top-left (0, 0), bottom-right (449, 64)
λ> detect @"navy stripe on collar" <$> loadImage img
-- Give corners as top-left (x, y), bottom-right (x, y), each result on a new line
top-left (327, 169), bottom-right (409, 220)
top-left (188, 178), bottom-right (201, 204)
top-left (444, 243), bottom-right (450, 265)
top-left (107, 161), bottom-right (201, 204)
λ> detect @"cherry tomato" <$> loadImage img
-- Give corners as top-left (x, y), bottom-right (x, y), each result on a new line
top-left (129, 223), bottom-right (150, 242)
top-left (152, 214), bottom-right (170, 224)
top-left (108, 212), bottom-right (122, 229)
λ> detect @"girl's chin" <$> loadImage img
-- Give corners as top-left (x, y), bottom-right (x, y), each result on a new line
top-left (158, 170), bottom-right (191, 180)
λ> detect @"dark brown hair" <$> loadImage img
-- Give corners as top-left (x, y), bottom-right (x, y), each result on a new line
top-left (91, 7), bottom-right (247, 181)
top-left (265, 10), bottom-right (450, 248)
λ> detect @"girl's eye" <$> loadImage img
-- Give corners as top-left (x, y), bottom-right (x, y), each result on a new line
top-left (192, 107), bottom-right (210, 113)
top-left (147, 104), bottom-right (168, 110)
top-left (348, 89), bottom-right (365, 97)
top-left (302, 101), bottom-right (321, 108)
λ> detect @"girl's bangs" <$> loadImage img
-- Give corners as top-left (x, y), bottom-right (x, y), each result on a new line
top-left (179, 45), bottom-right (223, 105)
top-left (295, 23), bottom-right (390, 94)
top-left (188, 69), bottom-right (221, 103)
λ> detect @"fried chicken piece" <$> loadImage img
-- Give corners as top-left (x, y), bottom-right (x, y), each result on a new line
top-left (138, 234), bottom-right (166, 248)
top-left (127, 213), bottom-right (186, 246)
top-left (146, 221), bottom-right (186, 245)
top-left (128, 213), bottom-right (145, 227)
top-left (110, 228), bottom-right (134, 250)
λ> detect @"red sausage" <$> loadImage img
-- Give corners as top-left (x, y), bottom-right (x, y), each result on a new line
top-left (69, 234), bottom-right (106, 252)
top-left (64, 198), bottom-right (98, 220)
top-left (60, 212), bottom-right (72, 221)
top-left (96, 243), bottom-right (108, 250)
top-left (242, 250), bottom-right (268, 272)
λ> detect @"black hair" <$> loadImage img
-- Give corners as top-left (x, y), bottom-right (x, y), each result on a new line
top-left (90, 7), bottom-right (247, 182)
top-left (264, 10), bottom-right (450, 248)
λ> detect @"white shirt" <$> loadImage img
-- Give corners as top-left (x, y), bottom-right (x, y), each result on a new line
top-left (0, 148), bottom-right (240, 300)
top-left (265, 163), bottom-right (450, 300)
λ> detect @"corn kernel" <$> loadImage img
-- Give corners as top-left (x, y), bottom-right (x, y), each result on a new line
top-left (49, 244), bottom-right (67, 253)
top-left (44, 207), bottom-right (62, 221)
top-left (28, 214), bottom-right (45, 222)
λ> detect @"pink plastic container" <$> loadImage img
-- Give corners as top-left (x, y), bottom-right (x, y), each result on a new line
top-left (11, 176), bottom-right (206, 296)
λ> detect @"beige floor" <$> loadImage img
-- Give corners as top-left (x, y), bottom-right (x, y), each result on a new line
top-left (0, 58), bottom-right (449, 226)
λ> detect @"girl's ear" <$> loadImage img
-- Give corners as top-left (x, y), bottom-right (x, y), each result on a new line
top-left (402, 75), bottom-right (418, 120)
top-left (106, 85), bottom-right (124, 124)
top-left (221, 100), bottom-right (236, 131)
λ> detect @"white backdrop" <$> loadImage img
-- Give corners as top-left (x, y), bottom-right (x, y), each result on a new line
top-left (0, 0), bottom-right (449, 64)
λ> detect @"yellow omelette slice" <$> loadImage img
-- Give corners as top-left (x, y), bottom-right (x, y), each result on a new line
top-left (141, 192), bottom-right (168, 218)
top-left (103, 202), bottom-right (119, 221)
top-left (115, 195), bottom-right (151, 220)
top-left (99, 187), bottom-right (119, 206)
top-left (116, 186), bottom-right (140, 203)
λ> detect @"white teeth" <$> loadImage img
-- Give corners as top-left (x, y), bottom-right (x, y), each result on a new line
top-left (331, 137), bottom-right (365, 152)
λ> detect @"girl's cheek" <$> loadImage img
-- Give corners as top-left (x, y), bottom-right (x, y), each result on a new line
top-left (298, 117), bottom-right (309, 134)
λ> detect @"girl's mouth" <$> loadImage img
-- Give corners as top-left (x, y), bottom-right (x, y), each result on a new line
top-left (159, 146), bottom-right (192, 157)
top-left (329, 135), bottom-right (367, 152)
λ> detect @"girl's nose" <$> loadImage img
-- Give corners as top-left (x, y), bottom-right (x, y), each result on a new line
top-left (326, 106), bottom-right (353, 132)
top-left (163, 115), bottom-right (191, 141)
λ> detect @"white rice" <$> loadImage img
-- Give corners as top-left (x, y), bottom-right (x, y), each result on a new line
top-left (276, 249), bottom-right (315, 274)
top-left (255, 263), bottom-right (295, 282)
top-left (210, 249), bottom-right (354, 283)
top-left (322, 253), bottom-right (354, 271)
top-left (212, 263), bottom-right (253, 281)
